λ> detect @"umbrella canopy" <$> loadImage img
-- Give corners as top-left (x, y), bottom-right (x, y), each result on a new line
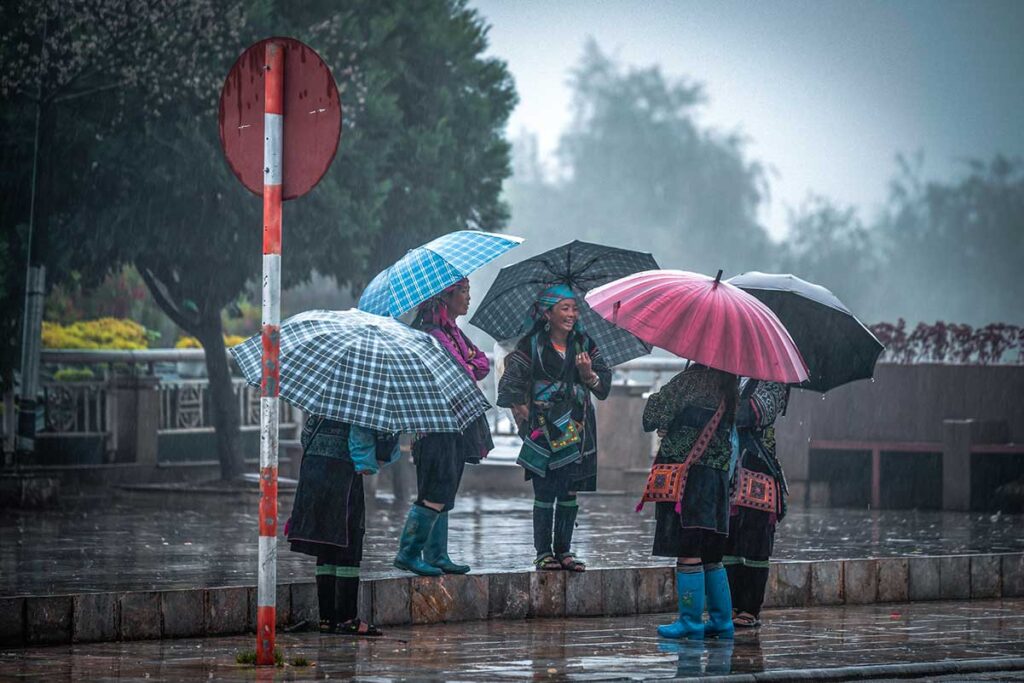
top-left (469, 240), bottom-right (659, 366)
top-left (585, 269), bottom-right (809, 383)
top-left (358, 230), bottom-right (523, 317)
top-left (727, 271), bottom-right (883, 392)
top-left (231, 309), bottom-right (491, 433)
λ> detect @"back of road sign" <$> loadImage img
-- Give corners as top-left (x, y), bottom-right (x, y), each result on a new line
top-left (218, 37), bottom-right (341, 200)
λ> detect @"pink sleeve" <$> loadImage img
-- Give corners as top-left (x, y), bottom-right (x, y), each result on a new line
top-left (428, 328), bottom-right (477, 377)
top-left (466, 340), bottom-right (490, 381)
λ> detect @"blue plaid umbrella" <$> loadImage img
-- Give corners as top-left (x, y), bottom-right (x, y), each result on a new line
top-left (231, 309), bottom-right (491, 433)
top-left (358, 230), bottom-right (523, 317)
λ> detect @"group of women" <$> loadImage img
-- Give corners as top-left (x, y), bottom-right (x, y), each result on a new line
top-left (284, 279), bottom-right (789, 640)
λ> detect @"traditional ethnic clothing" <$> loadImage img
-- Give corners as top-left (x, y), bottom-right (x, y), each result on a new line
top-left (642, 363), bottom-right (739, 639)
top-left (287, 416), bottom-right (398, 634)
top-left (496, 284), bottom-right (611, 568)
top-left (394, 283), bottom-right (494, 576)
top-left (724, 379), bottom-right (789, 623)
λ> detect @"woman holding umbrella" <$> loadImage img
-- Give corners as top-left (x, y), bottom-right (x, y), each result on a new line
top-left (724, 379), bottom-right (789, 629)
top-left (497, 284), bottom-right (612, 571)
top-left (586, 269), bottom-right (808, 640)
top-left (392, 279), bottom-right (494, 576)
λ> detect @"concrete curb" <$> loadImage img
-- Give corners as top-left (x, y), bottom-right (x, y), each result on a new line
top-left (2, 551), bottom-right (1022, 647)
top-left (681, 656), bottom-right (1024, 681)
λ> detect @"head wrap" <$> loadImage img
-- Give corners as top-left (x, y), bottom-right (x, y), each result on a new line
top-left (536, 283), bottom-right (575, 310)
top-left (415, 278), bottom-right (469, 329)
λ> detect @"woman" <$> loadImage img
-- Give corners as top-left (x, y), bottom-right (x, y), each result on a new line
top-left (724, 379), bottom-right (789, 628)
top-left (497, 284), bottom-right (611, 571)
top-left (393, 278), bottom-right (493, 576)
top-left (642, 363), bottom-right (739, 639)
top-left (287, 416), bottom-right (399, 636)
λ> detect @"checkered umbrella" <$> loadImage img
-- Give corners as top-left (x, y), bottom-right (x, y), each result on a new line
top-left (358, 230), bottom-right (524, 317)
top-left (231, 309), bottom-right (491, 433)
top-left (469, 240), bottom-right (659, 366)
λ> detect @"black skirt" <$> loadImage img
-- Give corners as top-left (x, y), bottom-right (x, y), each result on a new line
top-left (287, 453), bottom-right (366, 565)
top-left (652, 464), bottom-right (730, 557)
top-left (414, 433), bottom-right (467, 510)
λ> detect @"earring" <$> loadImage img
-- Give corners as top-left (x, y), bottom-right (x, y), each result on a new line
top-left (544, 322), bottom-right (551, 332)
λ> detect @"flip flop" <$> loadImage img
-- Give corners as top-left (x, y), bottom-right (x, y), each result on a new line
top-left (333, 618), bottom-right (383, 637)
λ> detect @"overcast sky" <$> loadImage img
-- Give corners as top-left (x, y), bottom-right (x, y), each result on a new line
top-left (470, 0), bottom-right (1024, 238)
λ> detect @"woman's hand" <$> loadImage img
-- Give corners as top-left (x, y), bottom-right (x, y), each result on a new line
top-left (575, 351), bottom-right (596, 383)
top-left (510, 404), bottom-right (529, 425)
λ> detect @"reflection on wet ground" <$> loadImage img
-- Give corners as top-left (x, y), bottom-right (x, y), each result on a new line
top-left (2, 491), bottom-right (1022, 596)
top-left (2, 599), bottom-right (1022, 680)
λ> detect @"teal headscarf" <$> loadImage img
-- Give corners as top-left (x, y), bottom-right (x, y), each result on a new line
top-left (537, 283), bottom-right (575, 310)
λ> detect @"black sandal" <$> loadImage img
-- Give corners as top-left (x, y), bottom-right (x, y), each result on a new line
top-left (733, 613), bottom-right (760, 628)
top-left (333, 618), bottom-right (383, 637)
top-left (535, 554), bottom-right (562, 571)
top-left (557, 553), bottom-right (586, 572)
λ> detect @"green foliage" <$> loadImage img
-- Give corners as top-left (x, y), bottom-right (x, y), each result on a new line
top-left (289, 656), bottom-right (310, 667)
top-left (41, 318), bottom-right (152, 350)
top-left (53, 367), bottom-right (95, 382)
top-left (234, 648), bottom-right (284, 667)
top-left (509, 41), bottom-right (769, 274)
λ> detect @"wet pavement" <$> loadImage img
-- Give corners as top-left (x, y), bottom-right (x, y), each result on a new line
top-left (1, 599), bottom-right (1022, 681)
top-left (2, 491), bottom-right (1023, 597)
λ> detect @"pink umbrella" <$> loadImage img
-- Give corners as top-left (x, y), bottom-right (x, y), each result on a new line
top-left (585, 269), bottom-right (809, 383)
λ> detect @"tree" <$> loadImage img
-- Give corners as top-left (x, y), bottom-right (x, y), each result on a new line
top-left (877, 154), bottom-right (1024, 325)
top-left (10, 0), bottom-right (515, 478)
top-left (775, 195), bottom-right (883, 321)
top-left (509, 41), bottom-right (771, 275)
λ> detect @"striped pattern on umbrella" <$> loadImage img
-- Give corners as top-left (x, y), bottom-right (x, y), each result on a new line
top-left (469, 240), bottom-right (659, 366)
top-left (231, 309), bottom-right (491, 433)
top-left (359, 230), bottom-right (523, 317)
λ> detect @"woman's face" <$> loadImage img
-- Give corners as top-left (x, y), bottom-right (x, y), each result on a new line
top-left (443, 282), bottom-right (471, 318)
top-left (545, 298), bottom-right (578, 334)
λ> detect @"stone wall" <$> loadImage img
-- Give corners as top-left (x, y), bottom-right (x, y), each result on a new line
top-left (4, 553), bottom-right (1023, 646)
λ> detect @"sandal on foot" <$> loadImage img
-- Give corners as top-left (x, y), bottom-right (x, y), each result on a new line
top-left (535, 554), bottom-right (562, 571)
top-left (557, 554), bottom-right (586, 572)
top-left (733, 613), bottom-right (760, 628)
top-left (334, 618), bottom-right (383, 637)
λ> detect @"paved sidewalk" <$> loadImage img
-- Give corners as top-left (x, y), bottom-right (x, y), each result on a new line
top-left (2, 599), bottom-right (1022, 681)
top-left (3, 491), bottom-right (1022, 596)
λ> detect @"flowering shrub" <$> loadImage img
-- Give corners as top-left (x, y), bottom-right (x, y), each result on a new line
top-left (42, 318), bottom-right (151, 350)
top-left (175, 334), bottom-right (247, 349)
top-left (869, 320), bottom-right (1023, 364)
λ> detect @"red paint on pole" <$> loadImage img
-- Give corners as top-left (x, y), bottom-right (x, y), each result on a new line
top-left (259, 467), bottom-right (279, 536)
top-left (263, 185), bottom-right (283, 254)
top-left (260, 325), bottom-right (280, 398)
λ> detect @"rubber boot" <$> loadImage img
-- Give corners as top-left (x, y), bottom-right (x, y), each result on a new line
top-left (393, 505), bottom-right (443, 576)
top-left (704, 562), bottom-right (735, 638)
top-left (533, 500), bottom-right (555, 561)
top-left (658, 566), bottom-right (705, 639)
top-left (423, 511), bottom-right (470, 574)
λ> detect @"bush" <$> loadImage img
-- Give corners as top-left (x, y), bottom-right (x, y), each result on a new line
top-left (869, 320), bottom-right (1023, 364)
top-left (53, 367), bottom-right (96, 382)
top-left (41, 318), bottom-right (152, 350)
top-left (175, 334), bottom-right (247, 349)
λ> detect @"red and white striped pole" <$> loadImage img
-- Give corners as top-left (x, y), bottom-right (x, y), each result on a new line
top-left (256, 40), bottom-right (283, 667)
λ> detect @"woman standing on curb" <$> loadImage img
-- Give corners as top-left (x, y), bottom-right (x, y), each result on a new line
top-left (393, 279), bottom-right (493, 576)
top-left (642, 363), bottom-right (739, 640)
top-left (497, 284), bottom-right (611, 572)
top-left (286, 416), bottom-right (399, 636)
top-left (724, 379), bottom-right (789, 628)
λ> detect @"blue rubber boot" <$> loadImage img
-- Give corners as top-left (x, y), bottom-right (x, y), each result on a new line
top-left (704, 562), bottom-right (735, 639)
top-left (423, 511), bottom-right (470, 574)
top-left (658, 566), bottom-right (705, 639)
top-left (393, 505), bottom-right (443, 577)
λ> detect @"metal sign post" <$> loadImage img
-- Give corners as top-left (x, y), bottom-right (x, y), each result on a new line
top-left (218, 36), bottom-right (341, 666)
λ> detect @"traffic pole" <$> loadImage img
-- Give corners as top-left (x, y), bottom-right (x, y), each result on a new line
top-left (256, 40), bottom-right (283, 667)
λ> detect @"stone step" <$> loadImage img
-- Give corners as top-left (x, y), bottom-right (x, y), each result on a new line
top-left (2, 552), bottom-right (1022, 648)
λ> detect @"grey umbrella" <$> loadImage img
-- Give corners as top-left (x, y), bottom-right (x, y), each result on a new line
top-left (727, 272), bottom-right (884, 393)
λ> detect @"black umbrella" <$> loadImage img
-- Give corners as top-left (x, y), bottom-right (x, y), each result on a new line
top-left (470, 240), bottom-right (659, 366)
top-left (727, 272), bottom-right (883, 392)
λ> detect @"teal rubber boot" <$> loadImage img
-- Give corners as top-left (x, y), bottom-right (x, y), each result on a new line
top-left (393, 505), bottom-right (443, 577)
top-left (704, 563), bottom-right (735, 639)
top-left (658, 568), bottom-right (705, 639)
top-left (423, 511), bottom-right (470, 574)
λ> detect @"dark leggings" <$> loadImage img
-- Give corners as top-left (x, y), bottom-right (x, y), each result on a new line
top-left (726, 564), bottom-right (769, 617)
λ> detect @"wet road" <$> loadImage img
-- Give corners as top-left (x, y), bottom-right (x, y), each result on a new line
top-left (1, 599), bottom-right (1022, 680)
top-left (2, 492), bottom-right (1022, 596)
